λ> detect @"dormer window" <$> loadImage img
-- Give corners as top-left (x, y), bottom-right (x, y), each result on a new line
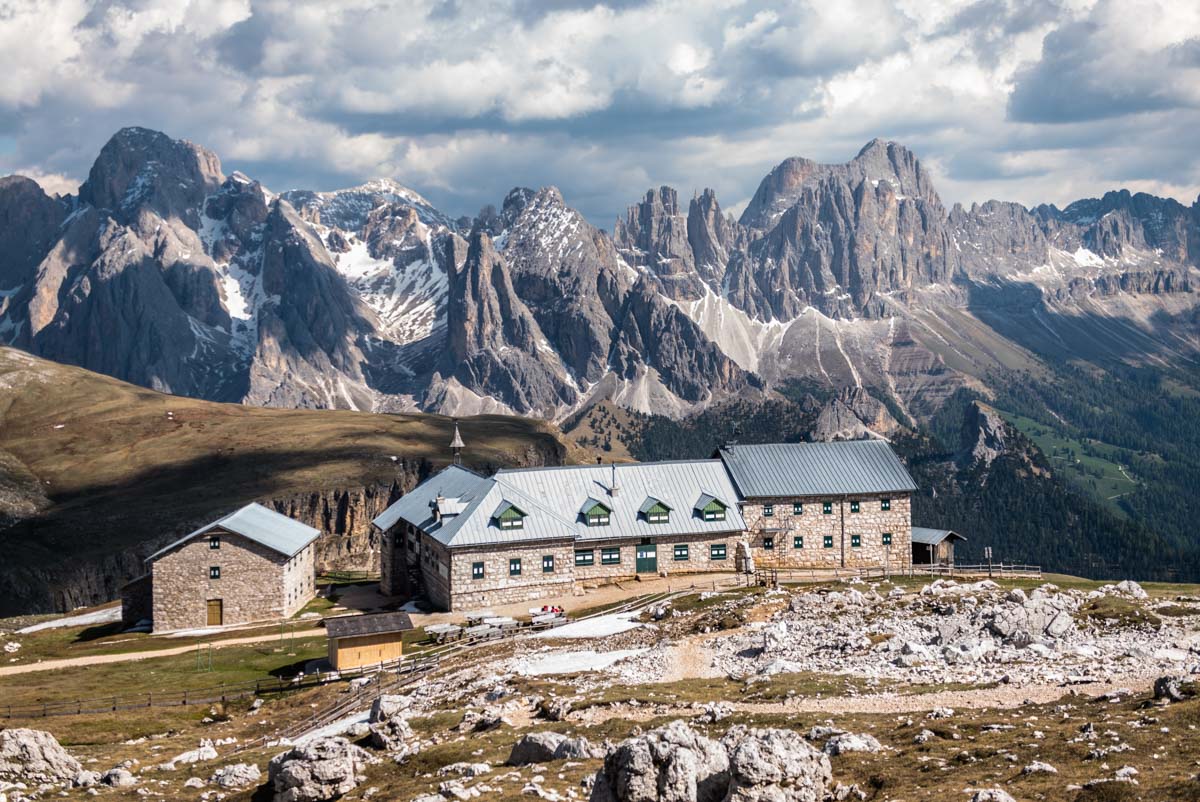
top-left (494, 501), bottom-right (526, 530)
top-left (694, 494), bottom-right (728, 522)
top-left (580, 498), bottom-right (612, 527)
top-left (640, 496), bottom-right (671, 524)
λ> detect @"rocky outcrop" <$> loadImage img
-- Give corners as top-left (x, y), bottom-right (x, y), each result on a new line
top-left (367, 694), bottom-right (417, 753)
top-left (589, 721), bottom-right (831, 802)
top-left (0, 176), bottom-right (67, 291)
top-left (614, 186), bottom-right (705, 300)
top-left (812, 387), bottom-right (902, 441)
top-left (209, 762), bottom-right (262, 790)
top-left (961, 401), bottom-right (1008, 466)
top-left (507, 732), bottom-right (603, 765)
top-left (268, 737), bottom-right (375, 802)
top-left (0, 728), bottom-right (83, 785)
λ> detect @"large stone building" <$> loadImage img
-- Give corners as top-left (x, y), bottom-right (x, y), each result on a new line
top-left (124, 503), bottom-right (319, 632)
top-left (374, 439), bottom-right (917, 611)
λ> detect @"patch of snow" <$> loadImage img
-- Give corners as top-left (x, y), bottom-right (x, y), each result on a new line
top-left (1073, 247), bottom-right (1104, 267)
top-left (513, 648), bottom-right (648, 676)
top-left (18, 605), bottom-right (121, 634)
top-left (533, 612), bottom-right (645, 640)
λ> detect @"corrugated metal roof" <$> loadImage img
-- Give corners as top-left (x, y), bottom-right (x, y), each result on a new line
top-left (496, 460), bottom-right (745, 544)
top-left (326, 611), bottom-right (414, 639)
top-left (911, 527), bottom-right (966, 545)
top-left (719, 441), bottom-right (917, 498)
top-left (694, 492), bottom-right (718, 511)
top-left (147, 503), bottom-right (319, 562)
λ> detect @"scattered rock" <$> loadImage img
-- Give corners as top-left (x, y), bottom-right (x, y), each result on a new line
top-left (1153, 675), bottom-right (1192, 703)
top-left (437, 762), bottom-right (492, 778)
top-left (1022, 761), bottom-right (1058, 775)
top-left (694, 702), bottom-right (733, 724)
top-left (368, 695), bottom-right (417, 753)
top-left (1116, 580), bottom-right (1148, 599)
top-left (509, 732), bottom-right (603, 765)
top-left (456, 707), bottom-right (504, 733)
top-left (171, 741), bottom-right (218, 765)
top-left (209, 762), bottom-right (261, 789)
top-left (184, 776), bottom-right (205, 788)
top-left (101, 768), bottom-right (136, 787)
top-left (590, 720), bottom-right (729, 802)
top-left (722, 725), bottom-right (831, 801)
top-left (72, 769), bottom-right (102, 788)
top-left (0, 728), bottom-right (83, 785)
top-left (822, 733), bottom-right (883, 756)
top-left (538, 697), bottom-right (574, 722)
top-left (970, 790), bottom-right (1016, 802)
top-left (268, 737), bottom-right (375, 802)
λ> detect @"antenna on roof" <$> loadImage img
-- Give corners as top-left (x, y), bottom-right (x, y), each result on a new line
top-left (449, 420), bottom-right (465, 465)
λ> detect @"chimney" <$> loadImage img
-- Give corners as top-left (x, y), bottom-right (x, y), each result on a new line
top-left (609, 463), bottom-right (620, 497)
top-left (432, 494), bottom-right (444, 522)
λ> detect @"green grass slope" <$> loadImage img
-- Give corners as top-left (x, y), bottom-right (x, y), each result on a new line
top-left (0, 347), bottom-right (573, 613)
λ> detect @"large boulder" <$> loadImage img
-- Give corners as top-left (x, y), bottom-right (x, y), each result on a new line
top-left (823, 733), bottom-right (883, 756)
top-left (0, 728), bottom-right (83, 784)
top-left (722, 726), bottom-right (831, 802)
top-left (368, 695), bottom-right (416, 752)
top-left (1153, 676), bottom-right (1193, 703)
top-left (268, 737), bottom-right (374, 802)
top-left (987, 594), bottom-right (1076, 647)
top-left (508, 732), bottom-right (603, 765)
top-left (591, 720), bottom-right (730, 802)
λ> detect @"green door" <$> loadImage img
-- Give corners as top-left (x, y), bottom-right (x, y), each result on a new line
top-left (636, 543), bottom-right (657, 573)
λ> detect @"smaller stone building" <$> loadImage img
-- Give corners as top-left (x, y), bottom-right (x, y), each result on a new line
top-left (326, 611), bottom-right (414, 670)
top-left (126, 503), bottom-right (319, 632)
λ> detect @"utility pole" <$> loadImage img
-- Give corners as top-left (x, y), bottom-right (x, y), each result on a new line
top-left (985, 546), bottom-right (993, 579)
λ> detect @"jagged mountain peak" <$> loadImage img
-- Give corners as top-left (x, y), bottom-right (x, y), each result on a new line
top-left (79, 126), bottom-right (223, 227)
top-left (280, 177), bottom-right (451, 233)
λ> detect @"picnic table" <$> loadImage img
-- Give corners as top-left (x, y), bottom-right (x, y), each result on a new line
top-left (531, 613), bottom-right (565, 626)
top-left (464, 610), bottom-right (497, 626)
top-left (464, 624), bottom-right (500, 640)
top-left (425, 623), bottom-right (463, 643)
top-left (483, 616), bottom-right (518, 630)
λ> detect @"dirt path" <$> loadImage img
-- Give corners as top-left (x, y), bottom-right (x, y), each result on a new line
top-left (0, 629), bottom-right (319, 677)
top-left (573, 675), bottom-right (1158, 725)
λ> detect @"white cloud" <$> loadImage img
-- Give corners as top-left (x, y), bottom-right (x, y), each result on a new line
top-left (0, 0), bottom-right (1196, 225)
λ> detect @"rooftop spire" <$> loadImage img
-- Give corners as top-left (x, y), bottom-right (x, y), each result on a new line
top-left (450, 420), bottom-right (465, 464)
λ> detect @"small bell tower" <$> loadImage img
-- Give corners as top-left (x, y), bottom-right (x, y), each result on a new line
top-left (449, 420), bottom-right (465, 465)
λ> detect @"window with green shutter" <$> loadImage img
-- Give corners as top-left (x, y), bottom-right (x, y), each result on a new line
top-left (710, 544), bottom-right (727, 560)
top-left (823, 535), bottom-right (834, 549)
top-left (763, 504), bottom-right (774, 517)
top-left (472, 562), bottom-right (484, 580)
top-left (763, 536), bottom-right (774, 550)
top-left (882, 533), bottom-right (892, 546)
top-left (822, 501), bottom-right (833, 515)
top-left (574, 550), bottom-right (594, 567)
top-left (851, 534), bottom-right (861, 548)
top-left (542, 555), bottom-right (554, 573)
top-left (792, 502), bottom-right (803, 515)
top-left (509, 558), bottom-right (522, 576)
top-left (793, 535), bottom-right (804, 549)
top-left (209, 566), bottom-right (221, 579)
top-left (673, 544), bottom-right (689, 561)
top-left (881, 498), bottom-right (891, 511)
top-left (850, 501), bottom-right (860, 513)
top-left (601, 547), bottom-right (621, 565)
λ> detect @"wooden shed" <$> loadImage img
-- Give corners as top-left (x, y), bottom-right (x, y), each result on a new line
top-left (325, 612), bottom-right (415, 671)
top-left (911, 527), bottom-right (966, 567)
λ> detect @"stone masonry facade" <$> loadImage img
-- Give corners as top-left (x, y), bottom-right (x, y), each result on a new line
top-left (740, 494), bottom-right (912, 573)
top-left (150, 528), bottom-right (315, 632)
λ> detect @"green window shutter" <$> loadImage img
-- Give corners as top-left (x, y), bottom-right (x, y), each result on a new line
top-left (509, 558), bottom-right (522, 576)
top-left (542, 555), bottom-right (554, 573)
top-left (881, 498), bottom-right (891, 511)
top-left (882, 533), bottom-right (892, 546)
top-left (601, 548), bottom-right (621, 565)
top-left (793, 535), bottom-right (804, 549)
top-left (472, 561), bottom-right (484, 579)
top-left (792, 503), bottom-right (803, 515)
top-left (763, 536), bottom-right (774, 550)
top-left (673, 544), bottom-right (689, 561)
top-left (574, 550), bottom-right (594, 567)
top-left (822, 501), bottom-right (833, 515)
top-left (850, 501), bottom-right (860, 514)
top-left (710, 544), bottom-right (727, 560)
top-left (823, 535), bottom-right (833, 549)
top-left (851, 534), bottom-right (861, 548)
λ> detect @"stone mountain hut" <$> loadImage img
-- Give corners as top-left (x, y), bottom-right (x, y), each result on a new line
top-left (123, 503), bottom-right (319, 632)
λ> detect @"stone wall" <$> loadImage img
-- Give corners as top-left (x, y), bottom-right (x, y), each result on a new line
top-left (282, 542), bottom-right (316, 617)
top-left (572, 530), bottom-right (744, 585)
top-left (120, 573), bottom-right (152, 627)
top-left (151, 529), bottom-right (307, 632)
top-left (740, 494), bottom-right (911, 573)
top-left (446, 539), bottom-right (575, 610)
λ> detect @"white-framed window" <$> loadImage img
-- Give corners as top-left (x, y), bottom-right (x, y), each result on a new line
top-left (673, 544), bottom-right (689, 561)
top-left (542, 555), bottom-right (555, 573)
top-left (601, 547), bottom-right (621, 565)
top-left (710, 544), bottom-right (727, 560)
top-left (575, 550), bottom-right (594, 567)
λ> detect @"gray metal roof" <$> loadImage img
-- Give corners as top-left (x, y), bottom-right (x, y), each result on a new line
top-left (325, 611), bottom-right (414, 640)
top-left (147, 503), bottom-right (320, 562)
top-left (495, 460), bottom-right (745, 544)
top-left (911, 527), bottom-right (966, 545)
top-left (374, 459), bottom-right (746, 548)
top-left (719, 441), bottom-right (917, 498)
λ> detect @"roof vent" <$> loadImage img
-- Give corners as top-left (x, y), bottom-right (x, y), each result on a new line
top-left (609, 463), bottom-right (620, 497)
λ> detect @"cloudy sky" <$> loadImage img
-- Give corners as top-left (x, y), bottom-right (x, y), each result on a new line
top-left (1, 0), bottom-right (1198, 226)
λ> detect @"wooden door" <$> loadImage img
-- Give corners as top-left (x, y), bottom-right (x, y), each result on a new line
top-left (207, 599), bottom-right (223, 626)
